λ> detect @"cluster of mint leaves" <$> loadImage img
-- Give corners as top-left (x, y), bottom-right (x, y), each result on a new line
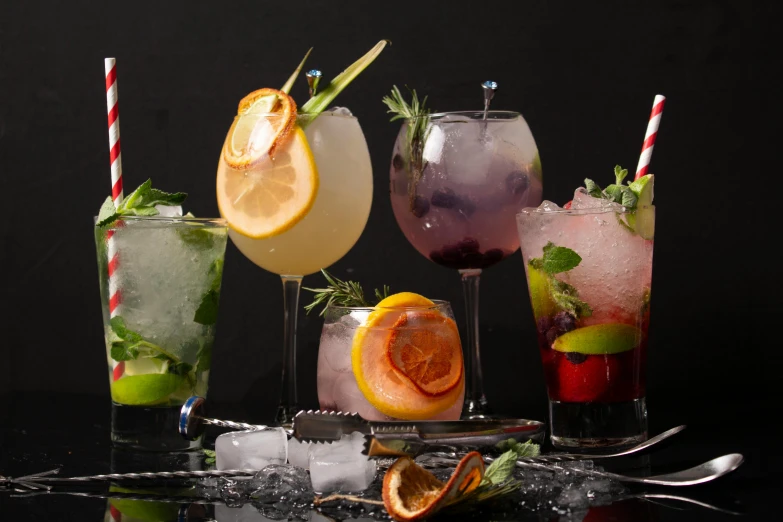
top-left (96, 179), bottom-right (187, 227)
top-left (529, 242), bottom-right (592, 319)
top-left (584, 165), bottom-right (638, 210)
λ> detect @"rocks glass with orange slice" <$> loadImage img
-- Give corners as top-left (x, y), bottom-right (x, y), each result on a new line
top-left (317, 292), bottom-right (465, 421)
top-left (216, 42), bottom-right (387, 426)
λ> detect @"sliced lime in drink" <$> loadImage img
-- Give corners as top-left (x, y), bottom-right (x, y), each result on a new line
top-left (123, 357), bottom-right (166, 376)
top-left (553, 323), bottom-right (642, 355)
top-left (111, 374), bottom-right (183, 406)
top-left (627, 205), bottom-right (655, 240)
top-left (626, 175), bottom-right (655, 239)
top-left (628, 174), bottom-right (654, 206)
top-left (527, 265), bottom-right (557, 320)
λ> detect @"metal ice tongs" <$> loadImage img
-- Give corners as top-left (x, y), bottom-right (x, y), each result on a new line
top-left (291, 410), bottom-right (546, 457)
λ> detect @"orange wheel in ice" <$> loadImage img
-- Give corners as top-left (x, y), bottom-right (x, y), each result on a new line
top-left (351, 292), bottom-right (464, 420)
top-left (386, 311), bottom-right (463, 397)
top-left (382, 452), bottom-right (484, 522)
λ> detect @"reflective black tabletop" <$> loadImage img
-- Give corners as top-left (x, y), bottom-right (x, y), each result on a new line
top-left (1, 392), bottom-right (779, 521)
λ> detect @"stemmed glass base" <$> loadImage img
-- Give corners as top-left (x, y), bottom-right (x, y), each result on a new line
top-left (462, 398), bottom-right (492, 419)
top-left (459, 268), bottom-right (494, 419)
top-left (276, 275), bottom-right (302, 430)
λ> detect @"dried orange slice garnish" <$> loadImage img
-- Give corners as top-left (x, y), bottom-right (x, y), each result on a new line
top-left (352, 292), bottom-right (464, 420)
top-left (386, 311), bottom-right (463, 397)
top-left (224, 88), bottom-right (296, 169)
top-left (382, 452), bottom-right (484, 522)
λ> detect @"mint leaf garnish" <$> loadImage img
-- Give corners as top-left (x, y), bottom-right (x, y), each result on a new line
top-left (482, 440), bottom-right (542, 486)
top-left (109, 316), bottom-right (181, 365)
top-left (111, 342), bottom-right (140, 362)
top-left (538, 242), bottom-right (582, 274)
top-left (97, 196), bottom-right (118, 225)
top-left (482, 450), bottom-right (518, 486)
top-left (110, 316), bottom-right (142, 342)
top-left (584, 165), bottom-right (639, 211)
top-left (194, 259), bottom-right (224, 326)
top-left (194, 290), bottom-right (220, 325)
top-left (495, 439), bottom-right (541, 458)
top-left (203, 449), bottom-right (217, 464)
top-left (196, 339), bottom-right (213, 373)
top-left (584, 179), bottom-right (603, 199)
top-left (529, 243), bottom-right (592, 319)
top-left (96, 179), bottom-right (187, 227)
top-left (550, 279), bottom-right (593, 318)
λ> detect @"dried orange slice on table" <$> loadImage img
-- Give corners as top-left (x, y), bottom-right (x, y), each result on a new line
top-left (382, 452), bottom-right (485, 521)
top-left (217, 88), bottom-right (319, 239)
top-left (352, 292), bottom-right (464, 420)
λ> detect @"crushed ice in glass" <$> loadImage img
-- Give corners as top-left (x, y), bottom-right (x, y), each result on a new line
top-left (215, 428), bottom-right (288, 471)
top-left (570, 187), bottom-right (625, 211)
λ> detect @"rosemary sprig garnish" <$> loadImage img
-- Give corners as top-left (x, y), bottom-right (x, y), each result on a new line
top-left (303, 269), bottom-right (390, 316)
top-left (382, 85), bottom-right (433, 210)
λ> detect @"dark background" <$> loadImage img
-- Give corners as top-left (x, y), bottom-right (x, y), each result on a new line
top-left (0, 0), bottom-right (777, 432)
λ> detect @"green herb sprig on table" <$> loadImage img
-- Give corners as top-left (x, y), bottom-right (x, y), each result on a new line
top-left (382, 85), bottom-right (433, 210)
top-left (303, 269), bottom-right (390, 316)
top-left (203, 449), bottom-right (217, 465)
top-left (529, 242), bottom-right (592, 319)
top-left (96, 179), bottom-right (187, 227)
top-left (440, 440), bottom-right (541, 513)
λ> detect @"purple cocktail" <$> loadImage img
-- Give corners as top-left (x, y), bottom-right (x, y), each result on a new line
top-left (388, 107), bottom-right (542, 417)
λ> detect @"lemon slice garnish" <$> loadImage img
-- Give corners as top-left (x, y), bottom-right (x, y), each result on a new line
top-left (218, 126), bottom-right (319, 239)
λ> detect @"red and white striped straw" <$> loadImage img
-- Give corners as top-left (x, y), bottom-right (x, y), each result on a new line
top-left (105, 57), bottom-right (125, 381)
top-left (635, 94), bottom-right (665, 180)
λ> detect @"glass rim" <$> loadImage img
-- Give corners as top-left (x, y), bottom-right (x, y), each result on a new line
top-left (517, 204), bottom-right (655, 217)
top-left (325, 298), bottom-right (451, 313)
top-left (94, 215), bottom-right (227, 227)
top-left (403, 110), bottom-right (521, 122)
top-left (233, 111), bottom-right (356, 121)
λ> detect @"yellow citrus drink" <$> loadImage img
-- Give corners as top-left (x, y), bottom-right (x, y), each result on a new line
top-left (218, 111), bottom-right (372, 275)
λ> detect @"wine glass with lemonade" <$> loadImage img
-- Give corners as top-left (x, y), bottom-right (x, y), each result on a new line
top-left (384, 84), bottom-right (543, 418)
top-left (216, 42), bottom-right (388, 426)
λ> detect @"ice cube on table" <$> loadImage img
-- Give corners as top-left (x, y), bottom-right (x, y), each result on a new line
top-left (287, 438), bottom-right (312, 469)
top-left (215, 428), bottom-right (288, 471)
top-left (309, 431), bottom-right (376, 493)
top-left (247, 464), bottom-right (312, 502)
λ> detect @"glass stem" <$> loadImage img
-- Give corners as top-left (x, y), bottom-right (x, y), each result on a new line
top-left (277, 275), bottom-right (302, 427)
top-left (459, 268), bottom-right (490, 417)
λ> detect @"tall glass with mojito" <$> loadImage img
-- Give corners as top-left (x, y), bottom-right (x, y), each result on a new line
top-left (516, 167), bottom-right (654, 449)
top-left (95, 182), bottom-right (228, 450)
